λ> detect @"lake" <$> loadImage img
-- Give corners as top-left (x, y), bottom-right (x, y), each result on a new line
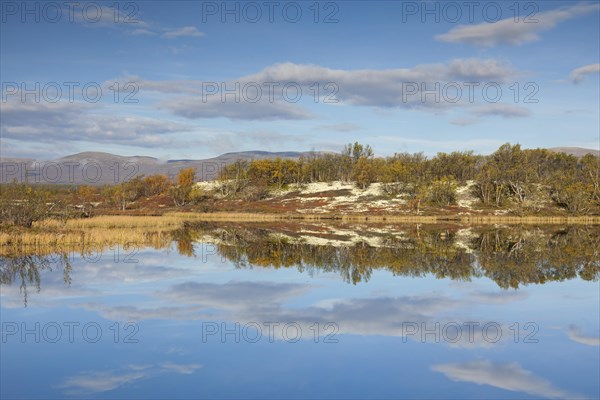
top-left (1, 223), bottom-right (599, 399)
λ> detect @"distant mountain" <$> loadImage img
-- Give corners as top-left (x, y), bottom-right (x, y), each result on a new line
top-left (548, 147), bottom-right (599, 157)
top-left (0, 150), bottom-right (322, 185)
top-left (3, 147), bottom-right (597, 185)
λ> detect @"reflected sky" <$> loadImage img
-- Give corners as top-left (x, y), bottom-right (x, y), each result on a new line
top-left (1, 228), bottom-right (599, 399)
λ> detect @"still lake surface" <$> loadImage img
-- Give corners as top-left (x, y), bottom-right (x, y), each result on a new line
top-left (1, 223), bottom-right (599, 399)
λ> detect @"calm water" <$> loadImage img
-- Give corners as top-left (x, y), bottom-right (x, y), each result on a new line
top-left (1, 224), bottom-right (599, 399)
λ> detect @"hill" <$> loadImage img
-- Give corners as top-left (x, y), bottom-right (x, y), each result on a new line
top-left (0, 151), bottom-right (321, 185)
top-left (548, 147), bottom-right (599, 157)
top-left (2, 147), bottom-right (597, 185)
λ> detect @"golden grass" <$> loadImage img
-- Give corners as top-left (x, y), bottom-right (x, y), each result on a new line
top-left (2, 211), bottom-right (599, 257)
top-left (0, 228), bottom-right (174, 257)
top-left (167, 212), bottom-right (600, 224)
top-left (35, 212), bottom-right (202, 229)
top-left (0, 214), bottom-right (200, 257)
top-left (456, 215), bottom-right (600, 224)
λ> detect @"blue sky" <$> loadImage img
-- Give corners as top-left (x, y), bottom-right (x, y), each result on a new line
top-left (1, 0), bottom-right (599, 160)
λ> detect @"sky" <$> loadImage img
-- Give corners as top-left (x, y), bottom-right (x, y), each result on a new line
top-left (1, 0), bottom-right (599, 160)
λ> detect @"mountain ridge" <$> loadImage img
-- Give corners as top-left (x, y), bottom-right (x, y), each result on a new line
top-left (0, 150), bottom-right (322, 184)
top-left (547, 147), bottom-right (599, 157)
top-left (2, 148), bottom-right (597, 185)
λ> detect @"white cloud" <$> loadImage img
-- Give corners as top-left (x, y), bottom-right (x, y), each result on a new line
top-left (0, 100), bottom-right (190, 147)
top-left (373, 135), bottom-right (505, 154)
top-left (127, 364), bottom-right (154, 371)
top-left (69, 4), bottom-right (204, 40)
top-left (168, 45), bottom-right (194, 55)
top-left (163, 94), bottom-right (313, 121)
top-left (432, 360), bottom-right (578, 399)
top-left (472, 103), bottom-right (532, 118)
top-left (130, 28), bottom-right (155, 36)
top-left (130, 59), bottom-right (522, 120)
top-left (450, 117), bottom-right (480, 126)
top-left (315, 123), bottom-right (361, 132)
top-left (240, 59), bottom-right (518, 107)
top-left (69, 4), bottom-right (154, 36)
top-left (108, 75), bottom-right (203, 95)
top-left (162, 26), bottom-right (205, 39)
top-left (436, 3), bottom-right (600, 47)
top-left (570, 64), bottom-right (600, 84)
top-left (231, 130), bottom-right (309, 147)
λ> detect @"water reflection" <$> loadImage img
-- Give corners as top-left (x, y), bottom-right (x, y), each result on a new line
top-left (0, 253), bottom-right (72, 306)
top-left (3, 224), bottom-right (599, 301)
top-left (181, 223), bottom-right (600, 287)
top-left (1, 223), bottom-right (598, 399)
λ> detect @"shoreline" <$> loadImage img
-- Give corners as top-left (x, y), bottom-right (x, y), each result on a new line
top-left (174, 212), bottom-right (600, 224)
top-left (2, 212), bottom-right (598, 256)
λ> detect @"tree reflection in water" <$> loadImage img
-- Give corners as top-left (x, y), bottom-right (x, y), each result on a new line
top-left (177, 223), bottom-right (599, 288)
top-left (0, 253), bottom-right (71, 306)
top-left (1, 223), bottom-right (598, 306)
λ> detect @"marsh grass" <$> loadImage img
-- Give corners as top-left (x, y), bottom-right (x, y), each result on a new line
top-left (35, 212), bottom-right (202, 229)
top-left (2, 212), bottom-right (598, 257)
top-left (0, 228), bottom-right (174, 257)
top-left (166, 212), bottom-right (600, 224)
top-left (0, 213), bottom-right (202, 256)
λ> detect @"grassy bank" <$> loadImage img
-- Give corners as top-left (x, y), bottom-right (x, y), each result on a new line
top-left (173, 212), bottom-right (600, 224)
top-left (2, 212), bottom-right (599, 257)
top-left (0, 213), bottom-right (203, 256)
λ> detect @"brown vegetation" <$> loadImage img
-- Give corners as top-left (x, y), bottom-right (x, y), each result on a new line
top-left (1, 143), bottom-right (599, 231)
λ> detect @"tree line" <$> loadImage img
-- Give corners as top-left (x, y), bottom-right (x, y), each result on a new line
top-left (1, 142), bottom-right (599, 228)
top-left (217, 142), bottom-right (599, 213)
top-left (0, 167), bottom-right (200, 227)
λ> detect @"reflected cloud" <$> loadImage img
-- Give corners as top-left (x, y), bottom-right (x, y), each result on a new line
top-left (58, 362), bottom-right (201, 395)
top-left (79, 302), bottom-right (205, 321)
top-left (79, 280), bottom-right (524, 347)
top-left (432, 360), bottom-right (578, 399)
top-left (567, 325), bottom-right (600, 346)
top-left (58, 370), bottom-right (146, 395)
top-left (2, 226), bottom-right (597, 351)
top-left (161, 363), bottom-right (202, 374)
top-left (160, 280), bottom-right (312, 311)
top-left (469, 290), bottom-right (528, 305)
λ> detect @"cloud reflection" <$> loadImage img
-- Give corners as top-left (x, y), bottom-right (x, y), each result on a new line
top-left (432, 360), bottom-right (579, 399)
top-left (567, 325), bottom-right (600, 347)
top-left (58, 362), bottom-right (201, 395)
